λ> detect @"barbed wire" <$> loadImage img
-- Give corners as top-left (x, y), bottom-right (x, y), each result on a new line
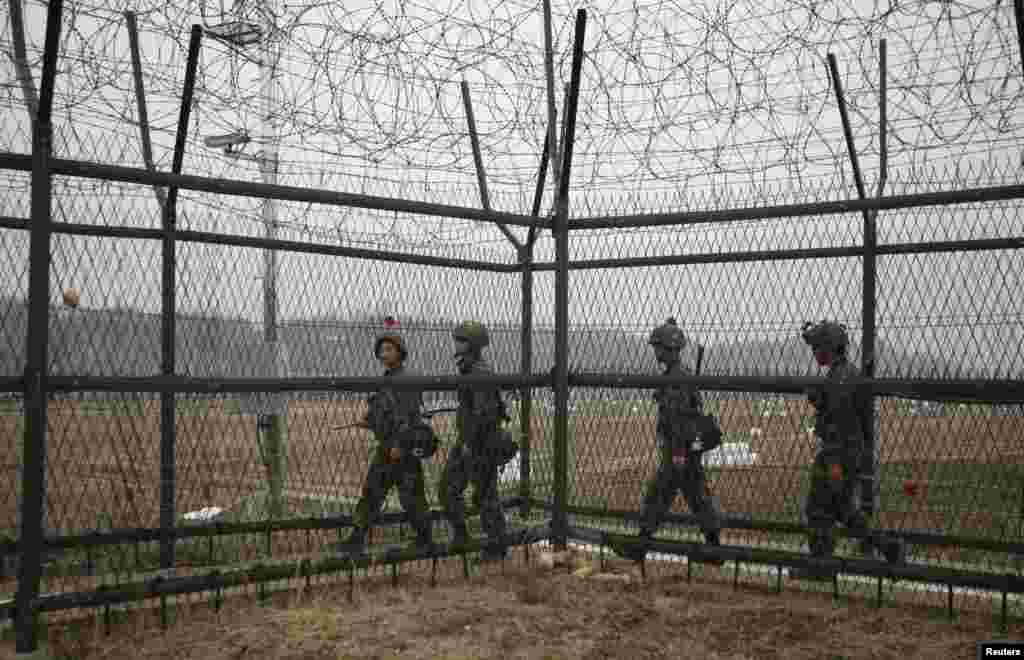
top-left (3, 0), bottom-right (1020, 210)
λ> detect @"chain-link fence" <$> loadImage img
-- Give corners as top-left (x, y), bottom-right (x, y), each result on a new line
top-left (2, 0), bottom-right (1024, 654)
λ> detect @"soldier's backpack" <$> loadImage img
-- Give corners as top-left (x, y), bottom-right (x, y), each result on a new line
top-left (692, 412), bottom-right (724, 454)
top-left (484, 394), bottom-right (519, 465)
top-left (393, 421), bottom-right (440, 460)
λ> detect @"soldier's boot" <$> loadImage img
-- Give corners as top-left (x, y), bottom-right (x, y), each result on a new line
top-left (790, 530), bottom-right (837, 581)
top-left (692, 531), bottom-right (725, 566)
top-left (410, 526), bottom-right (436, 556)
top-left (858, 536), bottom-right (880, 561)
top-left (480, 537), bottom-right (509, 563)
top-left (330, 526), bottom-right (368, 555)
top-left (449, 524), bottom-right (470, 551)
top-left (616, 530), bottom-right (652, 562)
top-left (880, 536), bottom-right (906, 565)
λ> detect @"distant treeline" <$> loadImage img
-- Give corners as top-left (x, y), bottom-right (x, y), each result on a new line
top-left (0, 295), bottom-right (972, 392)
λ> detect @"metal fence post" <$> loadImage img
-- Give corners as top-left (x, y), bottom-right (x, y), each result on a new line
top-left (15, 0), bottom-right (63, 652)
top-left (520, 129), bottom-right (551, 518)
top-left (518, 245), bottom-right (534, 518)
top-left (160, 25), bottom-right (203, 571)
top-left (1015, 0), bottom-right (1023, 78)
top-left (460, 79), bottom-right (522, 251)
top-left (552, 9), bottom-right (587, 550)
top-left (827, 47), bottom-right (887, 516)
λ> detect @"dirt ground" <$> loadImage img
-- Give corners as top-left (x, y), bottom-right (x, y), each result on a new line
top-left (3, 550), bottom-right (1009, 660)
top-left (1, 396), bottom-right (1021, 548)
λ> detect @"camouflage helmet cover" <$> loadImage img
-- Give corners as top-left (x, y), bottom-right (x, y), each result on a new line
top-left (648, 317), bottom-right (686, 350)
top-left (801, 319), bottom-right (849, 353)
top-left (374, 316), bottom-right (408, 360)
top-left (452, 320), bottom-right (490, 350)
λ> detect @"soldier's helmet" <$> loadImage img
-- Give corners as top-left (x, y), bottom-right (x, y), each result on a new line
top-left (452, 320), bottom-right (490, 350)
top-left (648, 317), bottom-right (687, 350)
top-left (374, 316), bottom-right (408, 361)
top-left (801, 320), bottom-right (849, 353)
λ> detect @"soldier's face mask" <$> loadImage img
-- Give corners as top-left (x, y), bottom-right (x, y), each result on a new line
top-left (814, 350), bottom-right (833, 367)
top-left (454, 339), bottom-right (475, 372)
top-left (652, 344), bottom-right (676, 365)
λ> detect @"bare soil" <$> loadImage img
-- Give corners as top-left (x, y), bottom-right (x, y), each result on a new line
top-left (2, 550), bottom-right (1008, 660)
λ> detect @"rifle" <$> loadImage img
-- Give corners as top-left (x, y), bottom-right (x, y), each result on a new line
top-left (331, 407), bottom-right (459, 431)
top-left (693, 343), bottom-right (720, 498)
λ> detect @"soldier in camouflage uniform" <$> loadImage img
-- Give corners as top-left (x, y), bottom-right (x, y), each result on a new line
top-left (790, 320), bottom-right (904, 580)
top-left (439, 321), bottom-right (512, 561)
top-left (618, 318), bottom-right (723, 564)
top-left (339, 319), bottom-right (434, 554)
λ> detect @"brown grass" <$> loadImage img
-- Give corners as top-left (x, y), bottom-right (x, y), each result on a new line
top-left (0, 550), bottom-right (1010, 660)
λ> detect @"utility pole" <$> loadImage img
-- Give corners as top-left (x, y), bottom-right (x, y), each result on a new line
top-left (259, 10), bottom-right (287, 519)
top-left (205, 0), bottom-right (287, 519)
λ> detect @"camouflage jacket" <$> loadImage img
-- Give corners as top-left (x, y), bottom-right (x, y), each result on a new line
top-left (365, 365), bottom-right (424, 448)
top-left (808, 358), bottom-right (867, 462)
top-left (654, 362), bottom-right (703, 451)
top-left (455, 359), bottom-right (507, 452)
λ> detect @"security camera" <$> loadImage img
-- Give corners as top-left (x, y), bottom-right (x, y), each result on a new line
top-left (203, 132), bottom-right (251, 150)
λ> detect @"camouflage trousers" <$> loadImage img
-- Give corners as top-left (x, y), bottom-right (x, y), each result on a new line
top-left (438, 445), bottom-right (507, 543)
top-left (804, 452), bottom-right (870, 556)
top-left (352, 446), bottom-right (432, 538)
top-left (639, 449), bottom-right (720, 538)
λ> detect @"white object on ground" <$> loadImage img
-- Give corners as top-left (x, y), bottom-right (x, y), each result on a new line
top-left (183, 506), bottom-right (224, 522)
top-left (546, 539), bottom-right (1024, 604)
top-left (500, 453), bottom-right (521, 485)
top-left (702, 442), bottom-right (759, 467)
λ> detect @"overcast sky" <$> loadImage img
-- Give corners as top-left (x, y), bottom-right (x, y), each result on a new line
top-left (0, 0), bottom-right (1020, 372)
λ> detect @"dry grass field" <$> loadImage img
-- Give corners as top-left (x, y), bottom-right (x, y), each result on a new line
top-left (0, 547), bottom-right (1016, 660)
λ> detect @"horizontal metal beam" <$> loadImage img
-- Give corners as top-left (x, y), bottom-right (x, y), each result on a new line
top-left (546, 501), bottom-right (1024, 556)
top-left (569, 373), bottom-right (1024, 402)
top-left (573, 527), bottom-right (1024, 595)
top-left (0, 216), bottom-right (29, 229)
top-left (0, 496), bottom-right (526, 554)
top-left (47, 373), bottom-right (554, 394)
top-left (0, 216), bottom-right (514, 273)
top-left (5, 215), bottom-right (1019, 273)
top-left (0, 152), bottom-right (543, 229)
top-left (39, 373), bottom-right (1024, 401)
top-left (531, 237), bottom-right (1024, 271)
top-left (0, 378), bottom-right (22, 393)
top-left (569, 183), bottom-right (1024, 230)
top-left (19, 523), bottom-right (549, 616)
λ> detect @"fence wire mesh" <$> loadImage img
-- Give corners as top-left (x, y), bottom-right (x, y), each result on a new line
top-left (1, 0), bottom-right (1023, 646)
